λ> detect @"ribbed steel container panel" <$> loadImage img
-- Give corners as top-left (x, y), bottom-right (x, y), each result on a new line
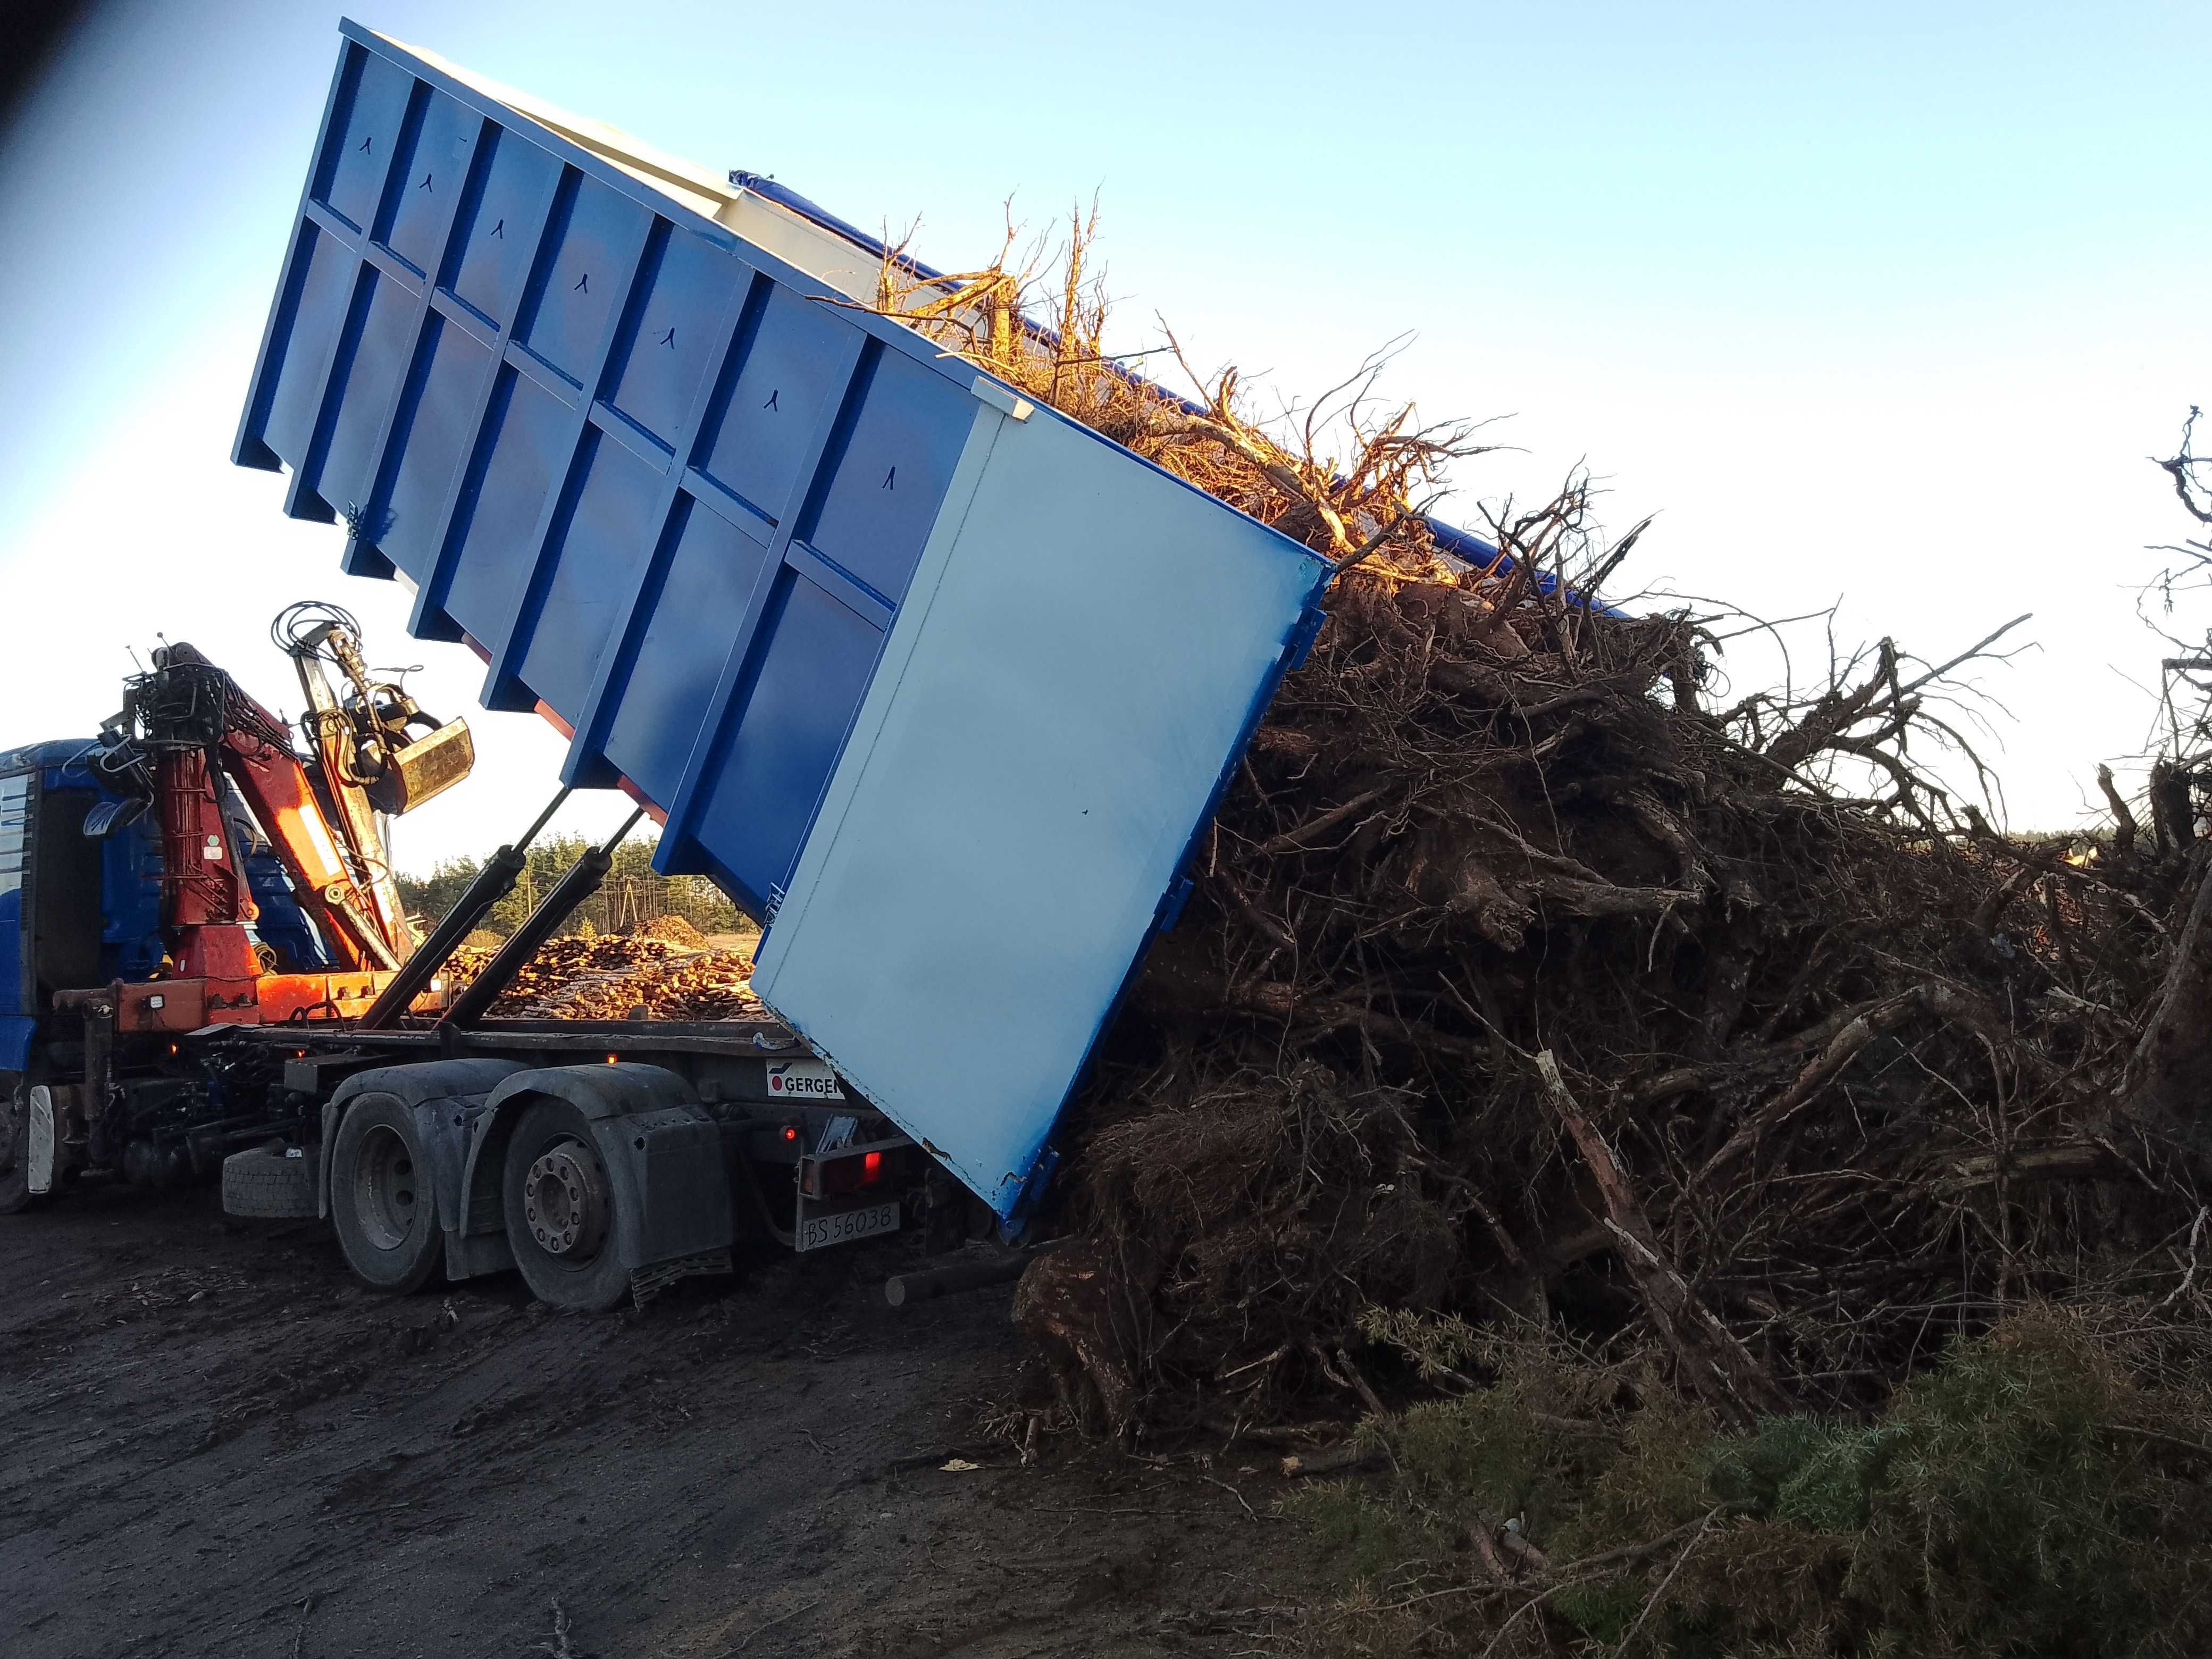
top-left (235, 23), bottom-right (1330, 1220)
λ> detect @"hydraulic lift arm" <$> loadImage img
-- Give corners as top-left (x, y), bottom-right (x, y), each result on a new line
top-left (269, 601), bottom-right (474, 967)
top-left (356, 786), bottom-right (569, 1029)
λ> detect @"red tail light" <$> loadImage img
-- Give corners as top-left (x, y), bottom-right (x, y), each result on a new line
top-left (862, 1151), bottom-right (883, 1183)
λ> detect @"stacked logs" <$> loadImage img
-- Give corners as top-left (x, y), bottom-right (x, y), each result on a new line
top-left (442, 936), bottom-right (762, 1023)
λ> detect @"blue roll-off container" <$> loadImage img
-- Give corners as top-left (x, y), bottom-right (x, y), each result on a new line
top-left (233, 23), bottom-right (1333, 1222)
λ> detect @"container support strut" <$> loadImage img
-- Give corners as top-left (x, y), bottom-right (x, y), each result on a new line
top-left (437, 808), bottom-right (644, 1029)
top-left (356, 787), bottom-right (572, 1029)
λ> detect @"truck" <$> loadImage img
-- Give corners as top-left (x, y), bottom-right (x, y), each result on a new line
top-left (0, 20), bottom-right (1383, 1311)
top-left (0, 602), bottom-right (945, 1307)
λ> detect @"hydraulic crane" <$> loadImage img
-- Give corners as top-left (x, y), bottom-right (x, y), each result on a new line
top-left (0, 602), bottom-right (482, 1215)
top-left (89, 601), bottom-right (473, 1016)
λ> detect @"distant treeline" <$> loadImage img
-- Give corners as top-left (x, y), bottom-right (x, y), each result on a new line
top-left (397, 834), bottom-right (748, 940)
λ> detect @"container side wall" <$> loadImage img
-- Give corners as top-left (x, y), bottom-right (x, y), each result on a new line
top-left (233, 27), bottom-right (992, 923)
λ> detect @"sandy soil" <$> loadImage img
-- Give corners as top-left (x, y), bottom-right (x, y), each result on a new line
top-left (1, 1183), bottom-right (1308, 1658)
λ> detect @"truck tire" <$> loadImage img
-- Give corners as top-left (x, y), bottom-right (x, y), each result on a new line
top-left (222, 1144), bottom-right (319, 1219)
top-left (0, 1073), bottom-right (45, 1216)
top-left (329, 1094), bottom-right (441, 1293)
top-left (502, 1097), bottom-right (630, 1313)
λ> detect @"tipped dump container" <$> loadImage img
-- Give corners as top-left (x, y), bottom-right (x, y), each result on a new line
top-left (234, 21), bottom-right (1331, 1220)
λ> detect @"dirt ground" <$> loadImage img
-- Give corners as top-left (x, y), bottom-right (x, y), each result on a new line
top-left (1, 1184), bottom-right (1311, 1658)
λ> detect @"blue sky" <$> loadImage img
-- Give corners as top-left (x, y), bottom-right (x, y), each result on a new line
top-left (2, 0), bottom-right (2207, 864)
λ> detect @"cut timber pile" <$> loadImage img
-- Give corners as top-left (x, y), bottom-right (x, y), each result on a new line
top-left (445, 935), bottom-right (762, 1023)
top-left (871, 209), bottom-right (2212, 1441)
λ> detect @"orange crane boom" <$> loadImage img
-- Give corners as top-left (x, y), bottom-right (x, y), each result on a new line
top-left (111, 607), bottom-right (472, 1008)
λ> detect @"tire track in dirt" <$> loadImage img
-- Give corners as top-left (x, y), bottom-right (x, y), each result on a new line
top-left (3, 1184), bottom-right (1310, 1657)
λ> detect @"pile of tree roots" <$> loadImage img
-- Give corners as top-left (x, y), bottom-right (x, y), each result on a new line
top-left (870, 207), bottom-right (2212, 1440)
top-left (1028, 559), bottom-right (2212, 1439)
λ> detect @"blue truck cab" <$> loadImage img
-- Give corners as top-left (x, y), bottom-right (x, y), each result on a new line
top-left (0, 738), bottom-right (347, 1211)
top-left (0, 739), bottom-right (339, 1074)
top-left (0, 740), bottom-right (165, 1080)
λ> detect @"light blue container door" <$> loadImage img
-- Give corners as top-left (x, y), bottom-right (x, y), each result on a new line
top-left (755, 404), bottom-right (1329, 1220)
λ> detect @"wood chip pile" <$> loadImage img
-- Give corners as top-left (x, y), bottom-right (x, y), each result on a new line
top-left (632, 914), bottom-right (710, 949)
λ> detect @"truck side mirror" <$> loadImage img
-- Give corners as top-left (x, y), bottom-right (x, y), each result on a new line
top-left (82, 797), bottom-right (147, 839)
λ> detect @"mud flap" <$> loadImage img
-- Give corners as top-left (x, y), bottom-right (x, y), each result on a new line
top-left (586, 1105), bottom-right (733, 1273)
top-left (443, 1228), bottom-right (515, 1280)
top-left (25, 1085), bottom-right (54, 1195)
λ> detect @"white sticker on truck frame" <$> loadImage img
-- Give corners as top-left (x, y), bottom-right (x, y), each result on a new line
top-left (766, 1059), bottom-right (845, 1101)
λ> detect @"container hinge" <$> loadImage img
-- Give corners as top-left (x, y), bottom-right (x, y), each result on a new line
top-left (1154, 875), bottom-right (1196, 932)
top-left (1283, 605), bottom-right (1328, 672)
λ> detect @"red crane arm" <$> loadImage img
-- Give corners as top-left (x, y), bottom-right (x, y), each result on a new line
top-left (150, 747), bottom-right (262, 983)
top-left (214, 720), bottom-right (401, 972)
top-left (157, 644), bottom-right (403, 973)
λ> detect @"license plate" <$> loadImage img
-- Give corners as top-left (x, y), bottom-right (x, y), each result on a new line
top-left (795, 1200), bottom-right (901, 1252)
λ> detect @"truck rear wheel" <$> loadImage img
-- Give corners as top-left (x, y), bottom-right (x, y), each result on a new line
top-left (501, 1098), bottom-right (629, 1313)
top-left (330, 1095), bottom-right (441, 1292)
top-left (0, 1073), bottom-right (44, 1216)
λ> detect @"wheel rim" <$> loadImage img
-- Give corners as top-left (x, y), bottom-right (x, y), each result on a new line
top-left (523, 1138), bottom-right (608, 1262)
top-left (350, 1124), bottom-right (419, 1251)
